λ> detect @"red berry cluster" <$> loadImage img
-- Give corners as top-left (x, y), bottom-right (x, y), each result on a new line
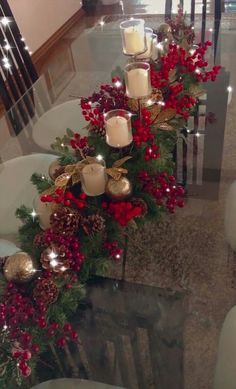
top-left (144, 144), bottom-right (160, 161)
top-left (1, 288), bottom-right (36, 329)
top-left (41, 190), bottom-right (87, 209)
top-left (34, 229), bottom-right (85, 273)
top-left (56, 323), bottom-right (78, 347)
top-left (151, 41), bottom-right (221, 118)
top-left (70, 134), bottom-right (88, 150)
top-left (102, 201), bottom-right (142, 226)
top-left (103, 240), bottom-right (123, 260)
top-left (12, 350), bottom-right (32, 377)
top-left (80, 77), bottom-right (127, 131)
top-left (138, 171), bottom-right (185, 213)
top-left (132, 109), bottom-right (160, 160)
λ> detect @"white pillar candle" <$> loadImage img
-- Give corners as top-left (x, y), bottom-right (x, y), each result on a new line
top-left (81, 163), bottom-right (106, 196)
top-left (105, 112), bottom-right (132, 148)
top-left (120, 19), bottom-right (145, 55)
top-left (126, 67), bottom-right (150, 98)
top-left (124, 27), bottom-right (145, 54)
top-left (137, 28), bottom-right (153, 59)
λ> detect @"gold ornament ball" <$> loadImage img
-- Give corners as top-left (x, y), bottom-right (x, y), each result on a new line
top-left (159, 23), bottom-right (172, 35)
top-left (106, 177), bottom-right (132, 200)
top-left (48, 160), bottom-right (63, 181)
top-left (3, 252), bottom-right (37, 283)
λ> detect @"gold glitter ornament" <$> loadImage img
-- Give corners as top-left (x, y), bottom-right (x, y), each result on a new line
top-left (48, 160), bottom-right (64, 181)
top-left (106, 176), bottom-right (132, 200)
top-left (3, 252), bottom-right (37, 283)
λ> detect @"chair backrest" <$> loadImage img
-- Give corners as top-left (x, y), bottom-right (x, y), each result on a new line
top-left (0, 0), bottom-right (38, 132)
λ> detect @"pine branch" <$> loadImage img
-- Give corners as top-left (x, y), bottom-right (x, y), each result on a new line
top-left (31, 173), bottom-right (53, 193)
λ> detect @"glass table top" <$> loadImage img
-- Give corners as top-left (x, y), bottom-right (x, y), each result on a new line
top-left (1, 4), bottom-right (236, 389)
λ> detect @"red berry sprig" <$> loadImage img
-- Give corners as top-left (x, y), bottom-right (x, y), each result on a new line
top-left (103, 240), bottom-right (123, 260)
top-left (138, 171), bottom-right (185, 213)
top-left (80, 77), bottom-right (127, 132)
top-left (41, 190), bottom-right (87, 209)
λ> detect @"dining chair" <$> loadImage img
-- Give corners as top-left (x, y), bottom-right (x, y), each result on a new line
top-left (32, 99), bottom-right (87, 151)
top-left (214, 306), bottom-right (236, 389)
top-left (0, 153), bottom-right (57, 240)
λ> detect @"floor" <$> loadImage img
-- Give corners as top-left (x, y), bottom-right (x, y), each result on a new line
top-left (2, 1), bottom-right (236, 388)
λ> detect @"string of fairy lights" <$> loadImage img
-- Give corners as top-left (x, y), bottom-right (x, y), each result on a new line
top-left (0, 16), bottom-right (32, 73)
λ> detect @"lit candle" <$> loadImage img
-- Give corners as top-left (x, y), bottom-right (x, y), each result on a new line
top-left (120, 19), bottom-right (145, 55)
top-left (105, 109), bottom-right (133, 148)
top-left (125, 62), bottom-right (151, 98)
top-left (81, 163), bottom-right (106, 196)
top-left (137, 28), bottom-right (153, 59)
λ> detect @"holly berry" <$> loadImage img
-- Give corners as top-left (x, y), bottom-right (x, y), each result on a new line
top-left (57, 336), bottom-right (66, 347)
top-left (22, 350), bottom-right (31, 361)
top-left (31, 344), bottom-right (40, 354)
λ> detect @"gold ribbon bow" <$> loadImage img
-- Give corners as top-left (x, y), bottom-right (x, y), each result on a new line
top-left (54, 156), bottom-right (99, 189)
top-left (105, 156), bottom-right (132, 181)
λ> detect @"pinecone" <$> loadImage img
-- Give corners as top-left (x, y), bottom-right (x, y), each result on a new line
top-left (33, 278), bottom-right (58, 306)
top-left (90, 126), bottom-right (106, 137)
top-left (131, 198), bottom-right (148, 217)
top-left (50, 207), bottom-right (81, 235)
top-left (82, 214), bottom-right (105, 235)
top-left (40, 244), bottom-right (70, 273)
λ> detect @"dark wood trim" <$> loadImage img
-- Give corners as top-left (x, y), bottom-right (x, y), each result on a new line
top-left (32, 7), bottom-right (85, 68)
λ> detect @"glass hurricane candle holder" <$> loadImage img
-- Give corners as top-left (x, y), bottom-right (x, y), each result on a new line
top-left (105, 109), bottom-right (133, 148)
top-left (81, 160), bottom-right (107, 196)
top-left (125, 62), bottom-right (151, 99)
top-left (137, 27), bottom-right (154, 60)
top-left (120, 19), bottom-right (146, 56)
top-left (151, 34), bottom-right (158, 60)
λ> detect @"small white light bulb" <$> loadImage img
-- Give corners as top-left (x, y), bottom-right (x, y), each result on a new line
top-left (114, 80), bottom-right (122, 88)
top-left (48, 251), bottom-right (57, 260)
top-left (4, 62), bottom-right (11, 69)
top-left (4, 43), bottom-right (11, 50)
top-left (1, 17), bottom-right (11, 26)
top-left (31, 209), bottom-right (37, 219)
top-left (50, 259), bottom-right (58, 268)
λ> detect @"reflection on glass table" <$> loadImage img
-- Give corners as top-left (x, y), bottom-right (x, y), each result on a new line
top-left (32, 277), bottom-right (185, 389)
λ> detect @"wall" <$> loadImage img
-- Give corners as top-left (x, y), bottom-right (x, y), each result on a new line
top-left (8, 0), bottom-right (82, 53)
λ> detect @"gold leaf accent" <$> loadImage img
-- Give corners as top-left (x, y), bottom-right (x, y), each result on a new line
top-left (113, 156), bottom-right (132, 168)
top-left (106, 167), bottom-right (128, 181)
top-left (55, 173), bottom-right (71, 188)
top-left (128, 89), bottom-right (163, 112)
top-left (188, 84), bottom-right (206, 98)
top-left (169, 69), bottom-right (177, 83)
top-left (158, 123), bottom-right (175, 131)
top-left (154, 108), bottom-right (177, 125)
